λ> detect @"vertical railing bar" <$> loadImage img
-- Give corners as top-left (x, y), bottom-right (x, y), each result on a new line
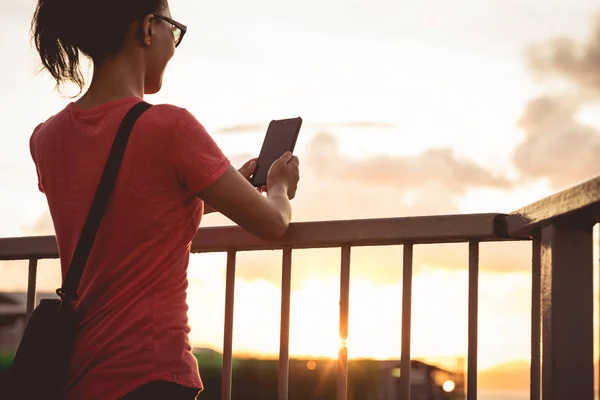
top-left (278, 247), bottom-right (292, 400)
top-left (26, 258), bottom-right (38, 321)
top-left (530, 231), bottom-right (541, 400)
top-left (221, 251), bottom-right (237, 400)
top-left (467, 240), bottom-right (479, 400)
top-left (338, 245), bottom-right (351, 400)
top-left (540, 223), bottom-right (594, 398)
top-left (399, 243), bottom-right (413, 400)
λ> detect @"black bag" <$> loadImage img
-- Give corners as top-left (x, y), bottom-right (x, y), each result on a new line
top-left (8, 101), bottom-right (152, 399)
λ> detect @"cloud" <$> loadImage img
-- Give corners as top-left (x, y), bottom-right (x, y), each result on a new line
top-left (307, 133), bottom-right (512, 194)
top-left (513, 14), bottom-right (600, 189)
top-left (344, 150), bottom-right (512, 193)
top-left (513, 95), bottom-right (600, 188)
top-left (214, 124), bottom-right (267, 135)
top-left (527, 13), bottom-right (600, 95)
top-left (297, 133), bottom-right (508, 222)
top-left (213, 121), bottom-right (399, 135)
top-left (330, 121), bottom-right (399, 129)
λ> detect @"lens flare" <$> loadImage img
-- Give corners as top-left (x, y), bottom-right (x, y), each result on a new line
top-left (442, 380), bottom-right (456, 392)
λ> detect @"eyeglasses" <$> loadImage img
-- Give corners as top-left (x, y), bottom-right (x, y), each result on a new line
top-left (150, 13), bottom-right (187, 47)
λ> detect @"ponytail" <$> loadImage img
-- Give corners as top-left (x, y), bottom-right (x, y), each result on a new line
top-left (31, 0), bottom-right (84, 91)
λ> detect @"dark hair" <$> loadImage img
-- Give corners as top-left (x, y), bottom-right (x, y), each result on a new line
top-left (31, 0), bottom-right (167, 91)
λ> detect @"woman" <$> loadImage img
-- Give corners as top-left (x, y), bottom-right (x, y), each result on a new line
top-left (29, 0), bottom-right (300, 399)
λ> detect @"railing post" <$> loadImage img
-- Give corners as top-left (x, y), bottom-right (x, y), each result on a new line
top-left (399, 243), bottom-right (413, 400)
top-left (222, 251), bottom-right (237, 400)
top-left (338, 245), bottom-right (351, 400)
top-left (541, 223), bottom-right (594, 400)
top-left (530, 231), bottom-right (541, 400)
top-left (278, 248), bottom-right (292, 400)
top-left (467, 241), bottom-right (479, 400)
top-left (26, 258), bottom-right (38, 321)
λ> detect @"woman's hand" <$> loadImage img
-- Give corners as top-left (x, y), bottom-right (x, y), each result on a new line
top-left (237, 158), bottom-right (257, 182)
top-left (237, 158), bottom-right (268, 192)
top-left (266, 152), bottom-right (300, 200)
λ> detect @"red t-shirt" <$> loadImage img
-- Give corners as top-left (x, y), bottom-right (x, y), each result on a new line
top-left (29, 97), bottom-right (230, 399)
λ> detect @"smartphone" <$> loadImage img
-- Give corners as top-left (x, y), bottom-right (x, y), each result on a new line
top-left (251, 117), bottom-right (303, 187)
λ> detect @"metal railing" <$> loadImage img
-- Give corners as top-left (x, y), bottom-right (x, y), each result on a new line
top-left (1, 176), bottom-right (599, 400)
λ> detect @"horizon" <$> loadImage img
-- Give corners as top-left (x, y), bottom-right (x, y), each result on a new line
top-left (2, 0), bottom-right (600, 383)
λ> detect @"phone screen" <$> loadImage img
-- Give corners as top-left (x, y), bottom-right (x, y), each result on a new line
top-left (252, 117), bottom-right (302, 187)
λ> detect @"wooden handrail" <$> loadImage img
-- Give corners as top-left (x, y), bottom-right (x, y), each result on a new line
top-left (0, 213), bottom-right (520, 260)
top-left (508, 176), bottom-right (600, 236)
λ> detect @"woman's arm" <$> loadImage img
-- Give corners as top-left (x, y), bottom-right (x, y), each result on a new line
top-left (202, 158), bottom-right (258, 215)
top-left (197, 165), bottom-right (292, 239)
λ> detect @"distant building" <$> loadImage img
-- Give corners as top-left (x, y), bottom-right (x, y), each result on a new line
top-left (377, 359), bottom-right (465, 400)
top-left (0, 292), bottom-right (55, 353)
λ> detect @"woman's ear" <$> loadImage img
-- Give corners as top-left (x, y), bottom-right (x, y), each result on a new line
top-left (141, 14), bottom-right (154, 46)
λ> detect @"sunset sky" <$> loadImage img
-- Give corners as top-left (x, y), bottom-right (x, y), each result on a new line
top-left (2, 0), bottom-right (600, 374)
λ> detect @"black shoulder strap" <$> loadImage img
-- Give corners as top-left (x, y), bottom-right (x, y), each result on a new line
top-left (57, 101), bottom-right (153, 300)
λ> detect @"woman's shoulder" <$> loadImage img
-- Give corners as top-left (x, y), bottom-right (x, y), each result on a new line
top-left (29, 112), bottom-right (61, 150)
top-left (145, 102), bottom-right (197, 124)
top-left (143, 102), bottom-right (209, 138)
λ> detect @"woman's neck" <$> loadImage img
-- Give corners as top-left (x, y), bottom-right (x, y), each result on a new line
top-left (75, 53), bottom-right (146, 109)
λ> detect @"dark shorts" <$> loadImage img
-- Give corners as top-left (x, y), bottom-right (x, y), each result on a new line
top-left (120, 381), bottom-right (200, 399)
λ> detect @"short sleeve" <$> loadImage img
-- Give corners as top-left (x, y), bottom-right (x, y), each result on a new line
top-left (170, 109), bottom-right (230, 194)
top-left (30, 124), bottom-right (45, 193)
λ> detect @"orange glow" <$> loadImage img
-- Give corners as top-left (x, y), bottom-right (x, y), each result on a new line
top-left (185, 266), bottom-right (546, 371)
